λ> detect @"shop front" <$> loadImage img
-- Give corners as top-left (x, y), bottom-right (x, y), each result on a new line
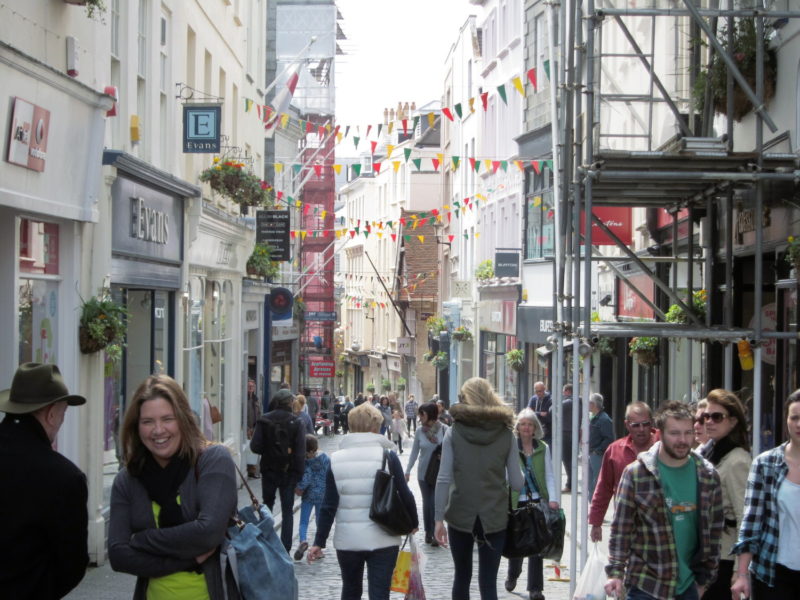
top-left (478, 288), bottom-right (520, 407)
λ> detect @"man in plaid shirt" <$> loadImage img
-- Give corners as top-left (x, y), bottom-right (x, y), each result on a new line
top-left (605, 401), bottom-right (724, 600)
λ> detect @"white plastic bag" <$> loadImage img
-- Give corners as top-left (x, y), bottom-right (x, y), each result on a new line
top-left (573, 543), bottom-right (608, 600)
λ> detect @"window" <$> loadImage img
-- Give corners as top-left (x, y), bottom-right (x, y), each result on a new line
top-left (137, 0), bottom-right (148, 79)
top-left (110, 0), bottom-right (121, 58)
top-left (525, 162), bottom-right (555, 259)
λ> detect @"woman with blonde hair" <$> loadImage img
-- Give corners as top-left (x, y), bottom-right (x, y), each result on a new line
top-left (434, 377), bottom-right (524, 600)
top-left (109, 374), bottom-right (238, 599)
top-left (294, 393), bottom-right (314, 435)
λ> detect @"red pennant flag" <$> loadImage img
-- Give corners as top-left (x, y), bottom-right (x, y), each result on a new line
top-left (373, 162), bottom-right (381, 173)
top-left (277, 191), bottom-right (284, 200)
top-left (305, 121), bottom-right (314, 134)
top-left (318, 125), bottom-right (325, 138)
top-left (399, 217), bottom-right (406, 226)
top-left (256, 105), bottom-right (262, 120)
top-left (448, 234), bottom-right (455, 243)
top-left (290, 231), bottom-right (297, 239)
top-left (481, 92), bottom-right (489, 111)
top-left (263, 106), bottom-right (273, 123)
top-left (349, 230), bottom-right (356, 238)
top-left (322, 230), bottom-right (329, 237)
top-left (442, 107), bottom-right (454, 121)
top-left (469, 157), bottom-right (477, 171)
top-left (366, 124), bottom-right (372, 137)
top-left (419, 218), bottom-right (427, 226)
top-left (391, 233), bottom-right (397, 241)
top-left (402, 118), bottom-right (408, 135)
top-left (532, 160), bottom-right (541, 174)
top-left (370, 140), bottom-right (377, 154)
top-left (447, 212), bottom-right (452, 222)
top-left (303, 204), bottom-right (311, 214)
top-left (492, 160), bottom-right (501, 173)
top-left (432, 158), bottom-right (440, 171)
top-left (526, 67), bottom-right (537, 91)
top-left (333, 125), bottom-right (340, 138)
top-left (313, 165), bottom-right (323, 178)
top-left (432, 209), bottom-right (439, 216)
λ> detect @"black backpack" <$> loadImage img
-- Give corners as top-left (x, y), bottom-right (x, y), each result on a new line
top-left (260, 415), bottom-right (299, 472)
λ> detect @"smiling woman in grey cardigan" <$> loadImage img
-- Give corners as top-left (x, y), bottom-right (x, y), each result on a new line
top-left (108, 375), bottom-right (239, 600)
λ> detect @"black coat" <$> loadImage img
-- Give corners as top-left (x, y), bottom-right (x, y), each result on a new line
top-left (250, 407), bottom-right (306, 477)
top-left (0, 414), bottom-right (88, 598)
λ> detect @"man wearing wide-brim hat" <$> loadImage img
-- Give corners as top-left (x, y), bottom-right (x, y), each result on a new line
top-left (0, 363), bottom-right (89, 599)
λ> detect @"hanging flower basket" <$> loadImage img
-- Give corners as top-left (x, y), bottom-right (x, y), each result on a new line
top-left (246, 242), bottom-right (281, 280)
top-left (199, 158), bottom-right (274, 210)
top-left (629, 337), bottom-right (659, 367)
top-left (451, 326), bottom-right (473, 342)
top-left (505, 349), bottom-right (525, 372)
top-left (78, 289), bottom-right (128, 359)
top-left (432, 352), bottom-right (449, 370)
top-left (665, 289), bottom-right (708, 324)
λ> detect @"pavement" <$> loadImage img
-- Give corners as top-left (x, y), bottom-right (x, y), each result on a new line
top-left (66, 433), bottom-right (611, 599)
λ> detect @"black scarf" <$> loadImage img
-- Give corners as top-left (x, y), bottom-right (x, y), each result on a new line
top-left (703, 434), bottom-right (738, 466)
top-left (138, 453), bottom-right (191, 528)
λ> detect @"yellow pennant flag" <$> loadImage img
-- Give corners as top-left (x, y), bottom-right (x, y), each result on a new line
top-left (475, 232), bottom-right (480, 238)
top-left (386, 145), bottom-right (394, 159)
top-left (533, 195), bottom-right (542, 207)
top-left (321, 210), bottom-right (327, 219)
top-left (512, 76), bottom-right (525, 96)
top-left (484, 159), bottom-right (492, 172)
top-left (461, 207), bottom-right (467, 214)
top-left (333, 164), bottom-right (342, 175)
top-left (326, 123), bottom-right (332, 133)
top-left (428, 112), bottom-right (435, 128)
top-left (514, 160), bottom-right (524, 171)
top-left (280, 114), bottom-right (290, 128)
top-left (388, 122), bottom-right (394, 134)
top-left (295, 200), bottom-right (302, 208)
top-left (417, 235), bottom-right (425, 243)
top-left (300, 231), bottom-right (307, 239)
top-left (275, 163), bottom-right (284, 173)
top-left (476, 193), bottom-right (486, 200)
top-left (443, 204), bottom-right (450, 210)
top-left (377, 232), bottom-right (383, 239)
top-left (335, 229), bottom-right (342, 239)
top-left (436, 215), bottom-right (443, 223)
top-left (437, 153), bottom-right (444, 165)
top-left (468, 97), bottom-right (475, 113)
top-left (392, 161), bottom-right (401, 173)
top-left (336, 132), bottom-right (343, 143)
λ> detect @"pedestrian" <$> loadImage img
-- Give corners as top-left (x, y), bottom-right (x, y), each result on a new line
top-left (108, 374), bottom-right (239, 599)
top-left (378, 395), bottom-right (392, 436)
top-left (305, 387), bottom-right (319, 421)
top-left (589, 401), bottom-right (658, 542)
top-left (293, 434), bottom-right (330, 562)
top-left (731, 389), bottom-right (800, 600)
top-left (0, 363), bottom-right (89, 599)
top-left (341, 395), bottom-right (354, 434)
top-left (697, 389), bottom-right (751, 600)
top-left (693, 399), bottom-right (711, 450)
top-left (405, 401), bottom-right (449, 546)
top-left (604, 400), bottom-right (723, 600)
top-left (293, 393), bottom-right (315, 435)
top-left (434, 377), bottom-right (524, 600)
top-left (307, 402), bottom-right (418, 600)
top-left (560, 383), bottom-right (577, 492)
top-left (404, 393), bottom-right (419, 432)
top-left (250, 388), bottom-right (306, 552)
top-left (321, 388), bottom-right (333, 416)
top-left (246, 378), bottom-right (261, 478)
top-left (354, 392), bottom-right (366, 407)
top-left (588, 393), bottom-right (613, 496)
top-left (504, 408), bottom-right (559, 600)
top-left (437, 399), bottom-right (454, 426)
top-left (527, 381), bottom-right (552, 444)
top-left (391, 409), bottom-right (408, 453)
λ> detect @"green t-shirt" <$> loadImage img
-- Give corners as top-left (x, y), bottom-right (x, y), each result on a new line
top-left (658, 458), bottom-right (698, 594)
top-left (146, 500), bottom-right (210, 600)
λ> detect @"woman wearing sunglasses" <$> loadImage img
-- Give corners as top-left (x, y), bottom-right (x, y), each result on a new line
top-left (732, 389), bottom-right (800, 600)
top-left (696, 389), bottom-right (751, 600)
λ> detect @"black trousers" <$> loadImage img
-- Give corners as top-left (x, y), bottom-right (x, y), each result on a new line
top-left (752, 564), bottom-right (800, 600)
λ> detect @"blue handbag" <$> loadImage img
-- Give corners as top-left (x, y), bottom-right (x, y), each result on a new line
top-left (220, 468), bottom-right (298, 600)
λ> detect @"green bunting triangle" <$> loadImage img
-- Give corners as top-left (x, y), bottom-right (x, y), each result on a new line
top-left (353, 164), bottom-right (362, 176)
top-left (497, 84), bottom-right (507, 105)
top-left (452, 156), bottom-right (460, 170)
top-left (404, 235), bottom-right (411, 242)
top-left (404, 148), bottom-right (412, 162)
top-left (473, 159), bottom-right (481, 173)
top-left (412, 158), bottom-right (422, 170)
top-left (353, 136), bottom-right (360, 148)
top-left (292, 164), bottom-right (302, 174)
top-left (501, 160), bottom-right (508, 172)
top-left (363, 231), bottom-right (369, 238)
top-left (544, 60), bottom-right (551, 80)
top-left (413, 115), bottom-right (420, 131)
top-left (546, 159), bottom-right (554, 170)
top-left (454, 103), bottom-right (463, 119)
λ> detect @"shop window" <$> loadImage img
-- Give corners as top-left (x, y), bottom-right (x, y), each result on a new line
top-left (525, 163), bottom-right (555, 260)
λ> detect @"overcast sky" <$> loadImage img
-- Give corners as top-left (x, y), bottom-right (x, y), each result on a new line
top-left (334, 0), bottom-right (481, 157)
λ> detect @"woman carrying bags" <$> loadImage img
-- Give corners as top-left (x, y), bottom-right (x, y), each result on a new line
top-left (504, 408), bottom-right (559, 600)
top-left (108, 374), bottom-right (239, 600)
top-left (434, 377), bottom-right (524, 600)
top-left (405, 401), bottom-right (449, 545)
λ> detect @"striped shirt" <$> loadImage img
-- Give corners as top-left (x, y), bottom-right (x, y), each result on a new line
top-left (732, 442), bottom-right (789, 587)
top-left (605, 442), bottom-right (723, 600)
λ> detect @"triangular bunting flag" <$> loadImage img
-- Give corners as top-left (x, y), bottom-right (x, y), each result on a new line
top-left (366, 124), bottom-right (372, 137)
top-left (428, 112), bottom-right (435, 128)
top-left (544, 60), bottom-right (551, 80)
top-left (492, 160), bottom-right (501, 173)
top-left (468, 97), bottom-right (475, 113)
top-left (413, 115), bottom-right (419, 131)
top-left (497, 84), bottom-right (508, 104)
top-left (442, 107), bottom-right (454, 121)
top-left (386, 144), bottom-right (394, 159)
top-left (501, 160), bottom-right (508, 172)
top-left (373, 162), bottom-right (381, 173)
top-left (512, 76), bottom-right (525, 96)
top-left (404, 148), bottom-right (412, 162)
top-left (546, 159), bottom-right (554, 170)
top-left (448, 234), bottom-right (455, 243)
top-left (377, 123), bottom-right (382, 137)
top-left (454, 103), bottom-right (463, 119)
top-left (313, 164), bottom-right (323, 178)
top-left (412, 158), bottom-right (422, 171)
top-left (388, 121), bottom-right (394, 134)
top-left (469, 157), bottom-right (479, 173)
top-left (532, 160), bottom-right (541, 174)
top-left (370, 140), bottom-right (377, 154)
top-left (292, 163), bottom-right (302, 174)
top-left (514, 160), bottom-right (524, 171)
top-left (392, 161), bottom-right (401, 173)
top-left (481, 92), bottom-right (489, 111)
top-left (452, 156), bottom-right (460, 170)
top-left (305, 121), bottom-right (314, 134)
top-left (352, 164), bottom-right (361, 176)
top-left (353, 136), bottom-right (360, 148)
top-left (417, 235), bottom-right (424, 243)
top-left (391, 233), bottom-right (397, 242)
top-left (275, 163), bottom-right (284, 173)
top-left (527, 67), bottom-right (537, 91)
top-left (333, 164), bottom-right (342, 175)
top-left (432, 158), bottom-right (440, 171)
top-left (484, 159), bottom-right (492, 172)
top-left (402, 119), bottom-right (408, 135)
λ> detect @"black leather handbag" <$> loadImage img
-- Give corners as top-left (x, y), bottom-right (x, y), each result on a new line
top-left (502, 479), bottom-right (553, 559)
top-left (423, 443), bottom-right (442, 487)
top-left (369, 449), bottom-right (415, 536)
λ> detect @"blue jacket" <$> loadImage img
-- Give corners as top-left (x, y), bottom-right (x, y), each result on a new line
top-left (297, 452), bottom-right (330, 505)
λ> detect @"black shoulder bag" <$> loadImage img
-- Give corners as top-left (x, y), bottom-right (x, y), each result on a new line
top-left (502, 454), bottom-right (552, 559)
top-left (369, 448), bottom-right (415, 536)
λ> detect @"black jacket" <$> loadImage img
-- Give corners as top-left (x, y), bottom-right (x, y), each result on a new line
top-left (0, 414), bottom-right (88, 598)
top-left (250, 408), bottom-right (306, 477)
top-left (527, 392), bottom-right (552, 437)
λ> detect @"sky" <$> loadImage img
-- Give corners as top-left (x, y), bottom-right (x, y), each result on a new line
top-left (333, 0), bottom-right (481, 157)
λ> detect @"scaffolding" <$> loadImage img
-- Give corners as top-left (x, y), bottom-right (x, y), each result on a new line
top-left (546, 0), bottom-right (800, 589)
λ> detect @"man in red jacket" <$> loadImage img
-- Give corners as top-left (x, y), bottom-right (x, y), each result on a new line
top-left (589, 401), bottom-right (658, 542)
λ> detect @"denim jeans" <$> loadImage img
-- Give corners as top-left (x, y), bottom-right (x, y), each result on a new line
top-left (336, 545), bottom-right (399, 600)
top-left (628, 585), bottom-right (699, 600)
top-left (298, 500), bottom-right (320, 543)
top-left (448, 518), bottom-right (506, 600)
top-left (417, 479), bottom-right (436, 538)
top-left (261, 470), bottom-right (297, 552)
top-left (407, 417), bottom-right (417, 433)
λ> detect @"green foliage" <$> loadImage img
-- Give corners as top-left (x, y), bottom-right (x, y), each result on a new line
top-left (475, 259), bottom-right (494, 282)
top-left (505, 348), bottom-right (525, 371)
top-left (786, 235), bottom-right (800, 268)
top-left (199, 158), bottom-right (275, 207)
top-left (397, 377), bottom-right (407, 391)
top-left (246, 242), bottom-right (281, 280)
top-left (432, 352), bottom-right (449, 370)
top-left (381, 378), bottom-right (392, 392)
top-left (423, 351), bottom-right (434, 362)
top-left (594, 337), bottom-right (615, 356)
top-left (665, 289), bottom-right (707, 324)
top-left (84, 0), bottom-right (106, 20)
top-left (451, 325), bottom-right (473, 342)
top-left (425, 314), bottom-right (446, 333)
top-left (335, 370), bottom-right (344, 377)
top-left (366, 382), bottom-right (376, 393)
top-left (628, 336), bottom-right (659, 367)
top-left (79, 288), bottom-right (128, 360)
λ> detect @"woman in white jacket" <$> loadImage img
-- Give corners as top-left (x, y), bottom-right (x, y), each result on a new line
top-left (307, 402), bottom-right (418, 600)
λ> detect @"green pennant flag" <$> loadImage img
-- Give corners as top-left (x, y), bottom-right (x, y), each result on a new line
top-left (501, 160), bottom-right (508, 172)
top-left (377, 124), bottom-right (383, 137)
top-left (363, 231), bottom-right (369, 238)
top-left (497, 84), bottom-right (508, 105)
top-left (404, 148), bottom-right (412, 162)
top-left (544, 60), bottom-right (551, 80)
top-left (412, 158), bottom-right (422, 170)
top-left (353, 136), bottom-right (360, 149)
top-left (386, 221), bottom-right (393, 229)
top-left (292, 164), bottom-right (302, 174)
top-left (454, 103), bottom-right (463, 119)
top-left (454, 201), bottom-right (461, 208)
top-left (287, 196), bottom-right (294, 204)
top-left (404, 235), bottom-right (411, 242)
top-left (463, 232), bottom-right (469, 240)
top-left (299, 119), bottom-right (305, 131)
top-left (413, 115), bottom-right (420, 131)
top-left (353, 164), bottom-right (362, 176)
top-left (546, 159), bottom-right (554, 170)
top-left (472, 158), bottom-right (481, 173)
top-left (354, 227), bottom-right (360, 233)
top-left (452, 156), bottom-right (460, 170)
top-left (420, 212), bottom-right (427, 219)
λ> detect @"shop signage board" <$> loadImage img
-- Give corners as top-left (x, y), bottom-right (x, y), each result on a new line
top-left (305, 311), bottom-right (336, 321)
top-left (579, 207), bottom-right (632, 245)
top-left (7, 97), bottom-right (50, 172)
top-left (309, 361), bottom-right (335, 377)
top-left (494, 252), bottom-right (520, 277)
top-left (182, 103), bottom-right (221, 153)
top-left (256, 210), bottom-right (291, 261)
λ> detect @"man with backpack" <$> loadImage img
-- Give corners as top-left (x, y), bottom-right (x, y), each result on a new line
top-left (251, 388), bottom-right (306, 552)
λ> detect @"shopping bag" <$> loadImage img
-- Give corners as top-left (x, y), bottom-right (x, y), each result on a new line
top-left (405, 535), bottom-right (426, 600)
top-left (538, 505), bottom-right (566, 561)
top-left (573, 543), bottom-right (608, 600)
top-left (390, 536), bottom-right (412, 593)
top-left (503, 495), bottom-right (552, 559)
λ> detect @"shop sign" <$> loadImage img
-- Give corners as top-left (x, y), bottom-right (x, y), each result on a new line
top-left (478, 300), bottom-right (517, 335)
top-left (579, 207), bottom-right (632, 245)
top-left (396, 337), bottom-right (412, 355)
top-left (306, 311), bottom-right (337, 321)
top-left (494, 252), bottom-right (520, 277)
top-left (182, 103), bottom-right (221, 153)
top-left (256, 210), bottom-right (291, 261)
top-left (387, 357), bottom-right (401, 372)
top-left (309, 361), bottom-right (335, 377)
top-left (7, 97), bottom-right (50, 172)
top-left (617, 271), bottom-right (655, 319)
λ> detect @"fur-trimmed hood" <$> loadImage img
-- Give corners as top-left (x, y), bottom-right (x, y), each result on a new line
top-left (449, 403), bottom-right (514, 445)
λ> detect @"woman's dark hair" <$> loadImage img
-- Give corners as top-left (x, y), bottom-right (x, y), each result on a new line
top-left (305, 434), bottom-right (318, 453)
top-left (784, 389), bottom-right (800, 422)
top-left (418, 402), bottom-right (438, 423)
top-left (705, 388), bottom-right (751, 452)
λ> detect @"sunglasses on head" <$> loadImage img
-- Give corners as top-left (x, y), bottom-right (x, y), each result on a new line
top-left (627, 420), bottom-right (651, 429)
top-left (700, 412), bottom-right (729, 423)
